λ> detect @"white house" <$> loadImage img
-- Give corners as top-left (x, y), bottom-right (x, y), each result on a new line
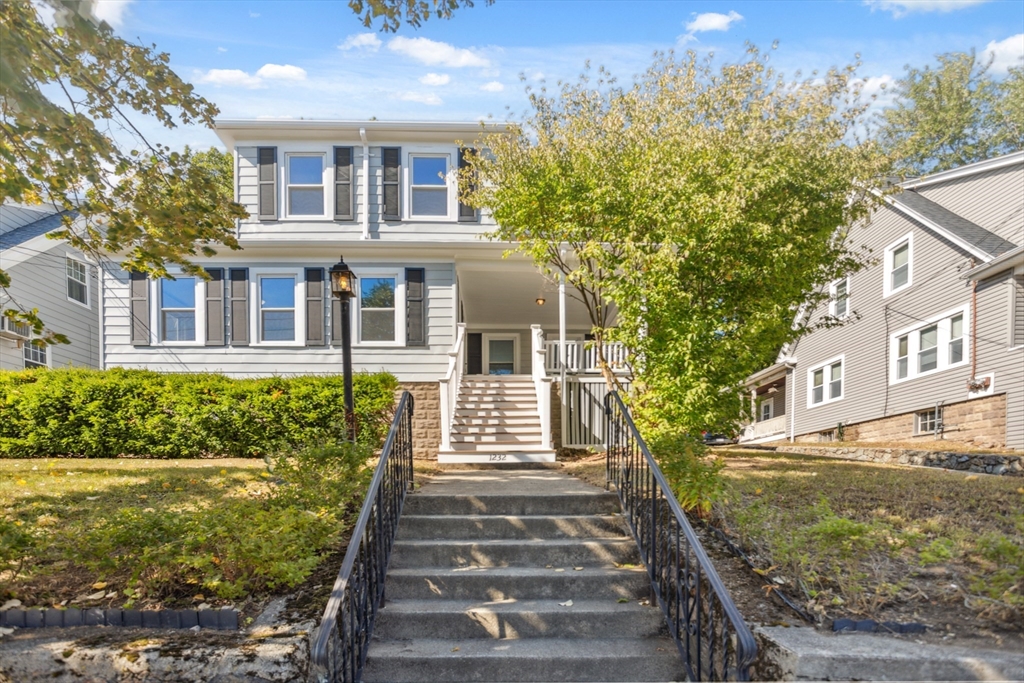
top-left (100, 120), bottom-right (628, 462)
top-left (0, 204), bottom-right (100, 371)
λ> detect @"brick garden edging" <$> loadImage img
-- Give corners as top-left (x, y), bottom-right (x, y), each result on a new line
top-left (1, 607), bottom-right (238, 630)
top-left (775, 445), bottom-right (1024, 476)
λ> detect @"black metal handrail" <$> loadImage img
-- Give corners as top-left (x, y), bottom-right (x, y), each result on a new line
top-left (604, 392), bottom-right (757, 681)
top-left (311, 391), bottom-right (415, 683)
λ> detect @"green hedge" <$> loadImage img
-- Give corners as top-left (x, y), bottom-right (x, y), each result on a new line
top-left (0, 369), bottom-right (399, 458)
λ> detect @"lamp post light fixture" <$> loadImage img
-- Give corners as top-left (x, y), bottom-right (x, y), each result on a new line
top-left (329, 256), bottom-right (358, 441)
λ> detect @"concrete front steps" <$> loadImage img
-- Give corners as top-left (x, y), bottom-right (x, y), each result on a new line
top-left (439, 376), bottom-right (556, 464)
top-left (362, 470), bottom-right (684, 683)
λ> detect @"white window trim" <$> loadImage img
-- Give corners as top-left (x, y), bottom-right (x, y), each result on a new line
top-left (829, 276), bottom-right (850, 318)
top-left (66, 256), bottom-right (91, 309)
top-left (151, 272), bottom-right (205, 347)
top-left (284, 152), bottom-right (328, 220)
top-left (24, 339), bottom-right (51, 369)
top-left (888, 304), bottom-right (971, 385)
top-left (482, 333), bottom-right (520, 375)
top-left (353, 268), bottom-right (406, 348)
top-left (807, 354), bottom-right (845, 409)
top-left (405, 152), bottom-right (455, 222)
top-left (883, 232), bottom-right (914, 298)
top-left (760, 396), bottom-right (774, 421)
top-left (250, 267), bottom-right (306, 347)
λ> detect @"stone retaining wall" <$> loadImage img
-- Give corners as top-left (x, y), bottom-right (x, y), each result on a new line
top-left (398, 382), bottom-right (440, 460)
top-left (776, 444), bottom-right (1023, 476)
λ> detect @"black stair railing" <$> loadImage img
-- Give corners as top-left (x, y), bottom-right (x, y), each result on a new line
top-left (311, 391), bottom-right (415, 683)
top-left (604, 392), bottom-right (757, 681)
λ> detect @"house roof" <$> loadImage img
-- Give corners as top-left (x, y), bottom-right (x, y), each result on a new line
top-left (214, 118), bottom-right (509, 147)
top-left (0, 210), bottom-right (71, 251)
top-left (901, 151), bottom-right (1024, 190)
top-left (887, 189), bottom-right (1018, 260)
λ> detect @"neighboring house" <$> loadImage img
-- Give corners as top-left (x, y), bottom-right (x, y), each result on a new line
top-left (100, 120), bottom-right (626, 461)
top-left (739, 152), bottom-right (1024, 451)
top-left (0, 204), bottom-right (101, 371)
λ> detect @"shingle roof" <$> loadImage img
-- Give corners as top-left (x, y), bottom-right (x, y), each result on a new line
top-left (890, 190), bottom-right (1017, 258)
top-left (0, 211), bottom-right (73, 251)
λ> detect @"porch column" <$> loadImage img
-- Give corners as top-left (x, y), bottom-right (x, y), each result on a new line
top-left (558, 274), bottom-right (567, 372)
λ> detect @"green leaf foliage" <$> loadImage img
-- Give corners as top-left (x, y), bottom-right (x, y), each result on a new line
top-left (466, 47), bottom-right (891, 436)
top-left (348, 0), bottom-right (493, 32)
top-left (0, 369), bottom-right (399, 458)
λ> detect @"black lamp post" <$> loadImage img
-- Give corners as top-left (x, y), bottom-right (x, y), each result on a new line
top-left (329, 255), bottom-right (357, 441)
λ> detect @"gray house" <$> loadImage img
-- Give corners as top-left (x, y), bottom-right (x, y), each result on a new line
top-left (0, 204), bottom-right (101, 371)
top-left (739, 152), bottom-right (1024, 451)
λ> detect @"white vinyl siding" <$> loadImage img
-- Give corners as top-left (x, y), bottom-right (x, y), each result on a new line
top-left (66, 257), bottom-right (89, 306)
top-left (889, 306), bottom-right (969, 384)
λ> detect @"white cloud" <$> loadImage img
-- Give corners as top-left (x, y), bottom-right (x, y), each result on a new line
top-left (339, 33), bottom-right (383, 51)
top-left (397, 91), bottom-right (443, 106)
top-left (387, 36), bottom-right (490, 68)
top-left (419, 73), bottom-right (451, 86)
top-left (984, 33), bottom-right (1024, 74)
top-left (480, 81), bottom-right (504, 92)
top-left (91, 0), bottom-right (134, 28)
top-left (217, 47), bottom-right (228, 53)
top-left (255, 64), bottom-right (307, 81)
top-left (680, 10), bottom-right (743, 43)
top-left (863, 1), bottom-right (989, 18)
top-left (196, 69), bottom-right (264, 89)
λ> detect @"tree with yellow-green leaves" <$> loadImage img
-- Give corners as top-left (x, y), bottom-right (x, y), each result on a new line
top-left (465, 47), bottom-right (892, 436)
top-left (0, 0), bottom-right (246, 344)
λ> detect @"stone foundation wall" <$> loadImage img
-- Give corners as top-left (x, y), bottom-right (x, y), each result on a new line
top-left (776, 444), bottom-right (1023, 476)
top-left (398, 382), bottom-right (441, 460)
top-left (795, 394), bottom-right (1008, 450)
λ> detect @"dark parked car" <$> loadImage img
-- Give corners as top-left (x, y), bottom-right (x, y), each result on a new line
top-left (701, 432), bottom-right (737, 446)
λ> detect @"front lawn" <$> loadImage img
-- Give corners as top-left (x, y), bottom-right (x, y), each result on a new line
top-left (0, 448), bottom-right (370, 612)
top-left (713, 451), bottom-right (1024, 631)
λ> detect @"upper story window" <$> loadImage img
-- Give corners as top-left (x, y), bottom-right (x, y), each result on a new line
top-left (286, 154), bottom-right (325, 216)
top-left (259, 275), bottom-right (297, 342)
top-left (410, 155), bottom-right (449, 217)
top-left (890, 306), bottom-right (969, 384)
top-left (808, 356), bottom-right (843, 407)
top-left (884, 233), bottom-right (913, 297)
top-left (830, 277), bottom-right (849, 318)
top-left (160, 277), bottom-right (197, 342)
top-left (66, 257), bottom-right (88, 306)
top-left (24, 341), bottom-right (47, 368)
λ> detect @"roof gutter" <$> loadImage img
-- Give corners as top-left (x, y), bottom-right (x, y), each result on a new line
top-left (960, 245), bottom-right (1024, 281)
top-left (873, 189), bottom-right (993, 263)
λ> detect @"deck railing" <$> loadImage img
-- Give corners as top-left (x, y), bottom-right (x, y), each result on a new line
top-left (738, 414), bottom-right (787, 443)
top-left (544, 340), bottom-right (629, 374)
top-left (604, 392), bottom-right (757, 681)
top-left (311, 391), bottom-right (415, 683)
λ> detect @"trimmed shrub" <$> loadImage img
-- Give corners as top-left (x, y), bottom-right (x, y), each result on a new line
top-left (0, 369), bottom-right (398, 458)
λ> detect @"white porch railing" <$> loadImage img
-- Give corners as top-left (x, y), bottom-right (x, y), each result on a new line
top-left (544, 340), bottom-right (629, 374)
top-left (531, 325), bottom-right (553, 450)
top-left (438, 323), bottom-right (466, 451)
top-left (738, 414), bottom-right (788, 443)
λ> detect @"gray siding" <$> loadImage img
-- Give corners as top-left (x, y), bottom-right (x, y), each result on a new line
top-left (0, 244), bottom-right (100, 370)
top-left (917, 163), bottom-right (1024, 246)
top-left (103, 259), bottom-right (455, 382)
top-left (789, 200), bottom-right (1022, 448)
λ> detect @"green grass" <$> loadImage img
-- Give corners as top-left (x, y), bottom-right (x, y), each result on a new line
top-left (1, 448), bottom-right (370, 609)
top-left (713, 451), bottom-right (1024, 622)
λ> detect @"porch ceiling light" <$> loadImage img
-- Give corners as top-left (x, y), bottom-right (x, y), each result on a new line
top-left (535, 297), bottom-right (546, 306)
top-left (329, 255), bottom-right (357, 299)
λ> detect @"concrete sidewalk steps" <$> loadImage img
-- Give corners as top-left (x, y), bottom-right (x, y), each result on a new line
top-left (389, 538), bottom-right (639, 568)
top-left (396, 514), bottom-right (627, 540)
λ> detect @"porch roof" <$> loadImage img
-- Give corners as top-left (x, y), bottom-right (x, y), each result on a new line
top-left (743, 361), bottom-right (793, 388)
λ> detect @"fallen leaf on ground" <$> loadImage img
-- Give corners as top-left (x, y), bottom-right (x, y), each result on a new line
top-left (573, 567), bottom-right (583, 571)
top-left (617, 598), bottom-right (629, 603)
top-left (451, 647), bottom-right (459, 652)
top-left (92, 582), bottom-right (108, 590)
top-left (83, 591), bottom-right (106, 601)
top-left (559, 600), bottom-right (573, 607)
top-left (554, 568), bottom-right (565, 572)
top-left (86, 496), bottom-right (100, 501)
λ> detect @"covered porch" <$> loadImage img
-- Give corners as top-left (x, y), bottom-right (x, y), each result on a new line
top-left (737, 362), bottom-right (792, 444)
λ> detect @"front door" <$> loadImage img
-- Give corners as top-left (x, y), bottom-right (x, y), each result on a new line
top-left (483, 335), bottom-right (517, 375)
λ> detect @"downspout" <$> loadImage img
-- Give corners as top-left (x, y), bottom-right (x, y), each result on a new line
top-left (789, 368), bottom-right (795, 443)
top-left (360, 128), bottom-right (369, 240)
top-left (967, 259), bottom-right (991, 394)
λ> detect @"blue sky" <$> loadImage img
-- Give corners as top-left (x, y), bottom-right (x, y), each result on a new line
top-left (91, 0), bottom-right (1024, 151)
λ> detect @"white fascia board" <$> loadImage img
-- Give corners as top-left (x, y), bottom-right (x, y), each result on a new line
top-left (214, 119), bottom-right (509, 148)
top-left (873, 189), bottom-right (993, 262)
top-left (901, 151), bottom-right (1024, 190)
top-left (961, 245), bottom-right (1024, 281)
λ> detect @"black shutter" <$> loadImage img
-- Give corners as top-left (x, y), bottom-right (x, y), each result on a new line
top-left (306, 268), bottom-right (326, 346)
top-left (228, 268), bottom-right (249, 345)
top-left (382, 147), bottom-right (401, 221)
top-left (257, 147), bottom-right (277, 220)
top-left (129, 270), bottom-right (150, 346)
top-left (458, 148), bottom-right (477, 222)
top-left (467, 333), bottom-right (483, 375)
top-left (406, 268), bottom-right (426, 347)
top-left (334, 147), bottom-right (354, 220)
top-left (205, 268), bottom-right (225, 346)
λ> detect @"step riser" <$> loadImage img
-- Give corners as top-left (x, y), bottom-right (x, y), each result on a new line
top-left (396, 515), bottom-right (628, 540)
top-left (404, 494), bottom-right (620, 516)
top-left (390, 540), bottom-right (640, 568)
top-left (385, 571), bottom-right (649, 601)
top-left (454, 426), bottom-right (541, 434)
top-left (362, 652), bottom-right (685, 683)
top-left (451, 435), bottom-right (542, 444)
top-left (373, 608), bottom-right (666, 641)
